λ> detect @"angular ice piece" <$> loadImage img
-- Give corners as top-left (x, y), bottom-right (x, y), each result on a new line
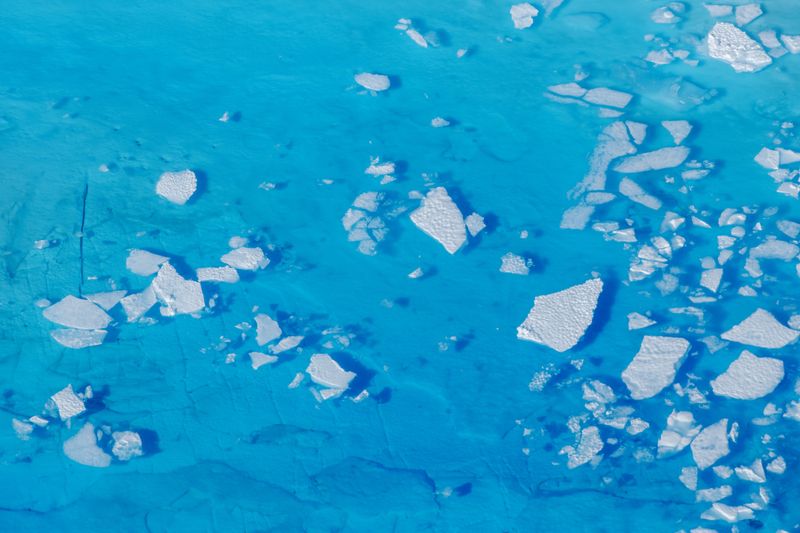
top-left (734, 3), bottom-right (762, 26)
top-left (613, 146), bottom-right (690, 173)
top-left (627, 312), bottom-right (656, 330)
top-left (691, 419), bottom-right (730, 469)
top-left (499, 253), bottom-right (530, 275)
top-left (306, 354), bottom-right (356, 391)
top-left (63, 423), bottom-right (111, 468)
top-left (658, 411), bottom-right (700, 456)
top-left (354, 73), bottom-right (391, 91)
top-left (680, 466), bottom-right (698, 490)
top-left (196, 266), bottom-right (240, 283)
top-left (126, 249), bottom-right (168, 276)
top-left (750, 240), bottom-right (799, 260)
top-left (43, 296), bottom-right (112, 330)
top-left (48, 385), bottom-right (86, 421)
top-left (735, 458), bottom-right (766, 483)
top-left (704, 4), bottom-right (733, 17)
top-left (51, 328), bottom-right (106, 349)
top-left (754, 147), bottom-right (780, 169)
top-left (465, 212), bottom-right (486, 237)
top-left (111, 431), bottom-right (143, 461)
top-left (156, 170), bottom-right (197, 205)
top-left (622, 336), bottom-right (690, 399)
top-left (782, 35), bottom-right (800, 54)
top-left (221, 247), bottom-right (269, 271)
top-left (701, 503), bottom-right (754, 523)
top-left (85, 290), bottom-right (126, 311)
top-left (707, 22), bottom-right (772, 73)
top-left (777, 220), bottom-right (800, 239)
top-left (561, 426), bottom-right (603, 469)
top-left (696, 485), bottom-right (732, 502)
top-left (547, 82), bottom-right (586, 98)
top-left (662, 120), bottom-right (692, 144)
top-left (409, 187), bottom-right (467, 254)
top-left (560, 204), bottom-right (595, 230)
top-left (249, 351), bottom-right (278, 369)
top-left (152, 263), bottom-right (205, 315)
top-left (711, 350), bottom-right (784, 399)
top-left (510, 3), bottom-right (539, 29)
top-left (255, 313), bottom-right (282, 346)
top-left (516, 278), bottom-right (603, 352)
top-left (270, 335), bottom-right (304, 354)
top-left (619, 177), bottom-right (662, 210)
top-left (625, 121), bottom-right (647, 145)
top-left (582, 88), bottom-right (633, 109)
top-left (721, 308), bottom-right (799, 349)
top-left (120, 285), bottom-right (157, 322)
top-left (767, 456), bottom-right (786, 474)
top-left (700, 268), bottom-right (723, 292)
top-left (778, 147), bottom-right (800, 165)
top-left (405, 28), bottom-right (428, 47)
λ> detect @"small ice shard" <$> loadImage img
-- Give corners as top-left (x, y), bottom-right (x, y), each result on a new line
top-left (120, 285), bottom-right (157, 322)
top-left (721, 308), bottom-right (799, 349)
top-left (754, 147), bottom-right (780, 169)
top-left (431, 117), bottom-right (450, 128)
top-left (777, 220), bottom-right (800, 238)
top-left (516, 278), bottom-right (603, 352)
top-left (662, 120), bottom-right (692, 144)
top-left (255, 313), bottom-right (282, 346)
top-left (701, 503), bottom-right (754, 523)
top-left (582, 88), bottom-right (633, 109)
top-left (619, 177), bottom-right (662, 210)
top-left (700, 268), bottom-right (723, 292)
top-left (196, 266), bottom-right (240, 283)
top-left (250, 351), bottom-right (278, 369)
top-left (658, 411), bottom-right (700, 456)
top-left (408, 267), bottom-right (424, 279)
top-left (705, 4), bottom-right (733, 17)
top-left (691, 419), bottom-right (730, 470)
top-left (364, 159), bottom-right (395, 177)
top-left (707, 22), bottom-right (772, 73)
top-left (126, 249), bottom-right (168, 276)
top-left (627, 312), bottom-right (656, 330)
top-left (465, 212), bottom-right (486, 237)
top-left (51, 328), bottom-right (106, 349)
top-left (48, 385), bottom-right (86, 421)
top-left (560, 426), bottom-right (603, 468)
top-left (405, 28), bottom-right (428, 48)
top-left (306, 354), bottom-right (356, 397)
top-left (85, 290), bottom-right (127, 310)
top-left (152, 263), bottom-right (205, 316)
top-left (735, 458), bottom-right (766, 483)
top-left (354, 73), bottom-right (391, 91)
top-left (782, 35), bottom-right (800, 54)
top-left (626, 418), bottom-right (649, 435)
top-left (548, 82), bottom-right (587, 98)
top-left (613, 146), bottom-right (690, 173)
top-left (156, 170), bottom-right (197, 205)
top-left (500, 253), bottom-right (531, 275)
top-left (111, 431), bottom-right (143, 461)
top-left (622, 336), bottom-right (690, 400)
top-left (734, 3), bottom-right (762, 26)
top-left (63, 423), bottom-right (111, 468)
top-left (270, 335), bottom-right (304, 354)
top-left (711, 351), bottom-right (784, 399)
top-left (510, 3), bottom-right (539, 29)
top-left (409, 187), bottom-right (467, 254)
top-left (43, 296), bottom-right (112, 330)
top-left (221, 246), bottom-right (269, 271)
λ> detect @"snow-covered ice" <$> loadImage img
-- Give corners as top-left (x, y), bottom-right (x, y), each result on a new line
top-left (43, 295), bottom-right (112, 330)
top-left (707, 22), bottom-right (772, 73)
top-left (582, 88), bottom-right (633, 109)
top-left (622, 336), bottom-right (690, 400)
top-left (499, 253), bottom-right (530, 275)
top-left (126, 249), bottom-right (168, 276)
top-left (152, 262), bottom-right (205, 316)
top-left (156, 170), bottom-right (197, 205)
top-left (691, 419), bottom-right (730, 470)
top-left (613, 146), bottom-right (690, 173)
top-left (711, 351), bottom-right (784, 399)
top-left (355, 73), bottom-right (391, 91)
top-left (220, 246), bottom-right (269, 271)
top-left (720, 308), bottom-right (799, 349)
top-left (255, 313), bottom-right (282, 346)
top-left (196, 266), bottom-right (240, 283)
top-left (63, 423), bottom-right (111, 468)
top-left (510, 3), bottom-right (539, 29)
top-left (306, 354), bottom-right (356, 398)
top-left (48, 385), bottom-right (86, 421)
top-left (51, 328), bottom-right (107, 349)
top-left (111, 431), bottom-right (143, 461)
top-left (409, 187), bottom-right (467, 254)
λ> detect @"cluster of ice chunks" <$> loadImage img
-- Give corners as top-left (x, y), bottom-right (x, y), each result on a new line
top-left (545, 78), bottom-right (634, 118)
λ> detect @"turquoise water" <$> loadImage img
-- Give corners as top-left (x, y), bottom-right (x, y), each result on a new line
top-left (2, 1), bottom-right (800, 530)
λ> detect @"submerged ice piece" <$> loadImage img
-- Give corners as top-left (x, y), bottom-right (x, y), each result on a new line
top-left (306, 354), bottom-right (356, 399)
top-left (156, 170), bottom-right (197, 205)
top-left (622, 336), bottom-right (690, 399)
top-left (517, 278), bottom-right (603, 352)
top-left (409, 187), bottom-right (467, 254)
top-left (63, 423), bottom-right (111, 468)
top-left (51, 328), bottom-right (107, 349)
top-left (711, 350), bottom-right (784, 399)
top-left (720, 308), bottom-right (799, 349)
top-left (707, 22), bottom-right (772, 73)
top-left (43, 295), bottom-right (112, 330)
top-left (354, 73), bottom-right (391, 91)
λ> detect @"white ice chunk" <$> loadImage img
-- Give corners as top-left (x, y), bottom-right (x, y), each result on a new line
top-left (560, 426), bottom-right (603, 468)
top-left (270, 335), bottom-right (304, 354)
top-left (705, 4), bottom-right (733, 17)
top-left (409, 187), bottom-right (467, 254)
top-left (431, 117), bottom-right (450, 128)
top-left (255, 313), bottom-right (282, 346)
top-left (754, 147), bottom-right (780, 170)
top-left (701, 268), bottom-right (723, 292)
top-left (696, 485), bottom-right (732, 502)
top-left (111, 431), bottom-right (143, 461)
top-left (196, 266), bottom-right (240, 283)
top-left (126, 249), bottom-right (168, 276)
top-left (48, 385), bottom-right (86, 421)
top-left (510, 3), bottom-right (539, 29)
top-left (777, 220), bottom-right (800, 238)
top-left (548, 82), bottom-right (586, 98)
top-left (221, 247), bottom-right (269, 271)
top-left (465, 212), bottom-right (486, 237)
top-left (405, 28), bottom-right (428, 47)
top-left (735, 458), bottom-right (766, 483)
top-left (701, 503), bottom-right (754, 523)
top-left (782, 35), bottom-right (800, 54)
top-left (707, 22), bottom-right (772, 73)
top-left (516, 278), bottom-right (603, 352)
top-left (721, 308), bottom-right (799, 349)
top-left (625, 121), bottom-right (647, 145)
top-left (734, 3), bottom-right (762, 26)
top-left (43, 296), bottom-right (112, 330)
top-left (711, 350), bottom-right (784, 399)
top-left (750, 239), bottom-right (799, 260)
top-left (85, 290), bottom-right (126, 311)
top-left (662, 120), bottom-right (693, 144)
top-left (355, 73), bottom-right (391, 91)
top-left (63, 423), bottom-right (111, 468)
top-left (658, 411), bottom-right (700, 456)
top-left (249, 351), bottom-right (279, 369)
top-left (152, 263), bottom-right (205, 315)
top-left (622, 336), bottom-right (690, 400)
top-left (120, 285), bottom-right (157, 322)
top-left (680, 466), bottom-right (698, 490)
top-left (582, 88), bottom-right (633, 109)
top-left (627, 312), bottom-right (656, 330)
top-left (691, 419), bottom-right (730, 470)
top-left (619, 177), bottom-right (662, 210)
top-left (156, 170), bottom-right (197, 205)
top-left (613, 146), bottom-right (690, 173)
top-left (51, 328), bottom-right (106, 349)
top-left (306, 354), bottom-right (356, 391)
top-left (500, 253), bottom-right (530, 275)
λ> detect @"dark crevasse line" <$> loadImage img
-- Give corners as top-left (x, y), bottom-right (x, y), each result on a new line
top-left (78, 179), bottom-right (88, 296)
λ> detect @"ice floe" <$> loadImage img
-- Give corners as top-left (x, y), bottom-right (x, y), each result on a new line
top-left (354, 73), bottom-right (391, 92)
top-left (126, 249), bottom-right (168, 276)
top-left (196, 266), bottom-right (240, 283)
top-left (499, 253), bottom-right (531, 275)
top-left (622, 336), bottom-right (690, 400)
top-left (111, 431), bottom-right (143, 461)
top-left (85, 290), bottom-right (126, 310)
top-left (156, 170), bottom-right (197, 205)
top-left (51, 328), bottom-right (107, 349)
top-left (707, 22), bottom-right (772, 73)
top-left (560, 425), bottom-right (603, 468)
top-left (47, 385), bottom-right (86, 421)
top-left (510, 3), bottom-right (539, 29)
top-left (152, 262), bottom-right (205, 316)
top-left (613, 146), bottom-right (690, 173)
top-left (63, 423), bottom-right (111, 468)
top-left (255, 313), bottom-right (282, 346)
top-left (221, 246), bottom-right (269, 271)
top-left (711, 351), bottom-right (784, 399)
top-left (662, 120), bottom-right (692, 145)
top-left (43, 296), bottom-right (112, 330)
top-left (720, 308), bottom-right (799, 349)
top-left (691, 419), bottom-right (730, 469)
top-left (306, 354), bottom-right (356, 399)
top-left (409, 187), bottom-right (467, 254)
top-left (735, 3), bottom-right (762, 26)
top-left (627, 312), bottom-right (656, 330)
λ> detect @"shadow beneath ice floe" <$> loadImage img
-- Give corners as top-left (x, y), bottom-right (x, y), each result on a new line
top-left (372, 387), bottom-right (392, 404)
top-left (187, 169), bottom-right (208, 204)
top-left (331, 351), bottom-right (375, 396)
top-left (574, 275), bottom-right (619, 351)
top-left (138, 428), bottom-right (160, 455)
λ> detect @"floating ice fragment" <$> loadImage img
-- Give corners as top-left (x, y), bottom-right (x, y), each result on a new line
top-left (625, 121), bottom-right (647, 145)
top-left (561, 426), bottom-right (603, 468)
top-left (662, 120), bottom-right (692, 144)
top-left (270, 335), bottom-right (304, 354)
top-left (627, 312), bottom-right (656, 330)
top-left (255, 313), bottom-right (282, 346)
top-left (85, 290), bottom-right (127, 310)
top-left (63, 423), bottom-right (111, 468)
top-left (250, 351), bottom-right (278, 369)
top-left (582, 88), bottom-right (633, 109)
top-left (111, 431), bottom-right (143, 461)
top-left (721, 308), bottom-right (798, 349)
top-left (767, 456), bottom-right (786, 474)
top-left (700, 268), bottom-right (723, 292)
top-left (701, 503), bottom-right (754, 523)
top-left (622, 336), bottom-right (690, 399)
top-left (651, 4), bottom-right (684, 24)
top-left (680, 466), bottom-right (698, 490)
top-left (613, 146), bottom-right (690, 173)
top-left (500, 253), bottom-right (530, 275)
top-left (734, 3), bottom-right (762, 26)
top-left (658, 411), bottom-right (700, 456)
top-left (51, 328), bottom-right (107, 349)
top-left (156, 170), bottom-right (197, 205)
top-left (735, 458), bottom-right (766, 483)
top-left (306, 354), bottom-right (356, 395)
top-left (409, 187), bottom-right (467, 254)
top-left (354, 73), bottom-right (391, 91)
top-left (547, 82), bottom-right (586, 98)
top-left (750, 239), bottom-right (799, 260)
top-left (120, 285), bottom-right (157, 322)
top-left (754, 147), bottom-right (780, 169)
top-left (782, 35), bottom-right (800, 54)
top-left (619, 177), bottom-right (662, 210)
top-left (510, 3), bottom-right (539, 29)
top-left (465, 212), bottom-right (486, 237)
top-left (431, 117), bottom-right (450, 128)
top-left (43, 296), bottom-right (112, 330)
top-left (48, 385), bottom-right (86, 421)
top-left (516, 278), bottom-right (603, 352)
top-left (196, 266), bottom-right (240, 283)
top-left (707, 22), bottom-right (772, 73)
top-left (221, 247), bottom-right (269, 271)
top-left (126, 249), bottom-right (168, 276)
top-left (691, 419), bottom-right (730, 469)
top-left (408, 267), bottom-right (424, 279)
top-left (704, 4), bottom-right (733, 17)
top-left (152, 263), bottom-right (205, 316)
top-left (711, 351), bottom-right (784, 399)
top-left (405, 28), bottom-right (428, 47)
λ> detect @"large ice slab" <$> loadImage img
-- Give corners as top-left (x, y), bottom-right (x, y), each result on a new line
top-left (51, 328), bottom-right (107, 349)
top-left (63, 423), bottom-right (111, 468)
top-left (306, 354), bottom-right (356, 399)
top-left (152, 263), bottom-right (205, 316)
top-left (622, 336), bottom-right (690, 399)
top-left (255, 313), bottom-right (282, 346)
top-left (156, 170), bottom-right (197, 205)
top-left (707, 22), bottom-right (772, 73)
top-left (517, 278), bottom-right (603, 352)
top-left (126, 249), bottom-right (168, 276)
top-left (409, 187), bottom-right (467, 254)
top-left (720, 308), bottom-right (799, 349)
top-left (691, 419), bottom-right (730, 470)
top-left (43, 296), bottom-right (112, 330)
top-left (711, 351), bottom-right (784, 399)
top-left (613, 146), bottom-right (690, 173)
top-left (560, 426), bottom-right (603, 468)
